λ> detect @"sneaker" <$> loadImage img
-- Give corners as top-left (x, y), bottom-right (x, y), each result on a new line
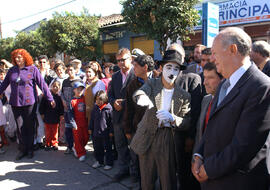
top-left (0, 148), bottom-right (6, 154)
top-left (92, 161), bottom-right (102, 168)
top-left (72, 147), bottom-right (77, 157)
top-left (104, 165), bottom-right (112, 170)
top-left (78, 155), bottom-right (86, 162)
top-left (64, 147), bottom-right (72, 154)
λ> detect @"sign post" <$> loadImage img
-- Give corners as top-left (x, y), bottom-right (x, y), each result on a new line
top-left (202, 2), bottom-right (219, 47)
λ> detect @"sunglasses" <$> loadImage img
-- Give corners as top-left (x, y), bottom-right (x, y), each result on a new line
top-left (116, 57), bottom-right (130, 63)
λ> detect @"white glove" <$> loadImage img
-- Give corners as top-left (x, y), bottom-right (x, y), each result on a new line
top-left (156, 110), bottom-right (175, 122)
top-left (136, 95), bottom-right (154, 109)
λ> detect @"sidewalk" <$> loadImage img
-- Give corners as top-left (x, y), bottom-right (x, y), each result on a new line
top-left (0, 141), bottom-right (140, 190)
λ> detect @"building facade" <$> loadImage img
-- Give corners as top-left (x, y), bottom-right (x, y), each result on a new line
top-left (185, 0), bottom-right (270, 47)
top-left (99, 14), bottom-right (162, 63)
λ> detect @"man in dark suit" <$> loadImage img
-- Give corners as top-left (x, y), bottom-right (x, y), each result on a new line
top-left (192, 27), bottom-right (270, 190)
top-left (250, 40), bottom-right (270, 77)
top-left (200, 48), bottom-right (212, 96)
top-left (122, 54), bottom-right (155, 183)
top-left (185, 44), bottom-right (206, 73)
top-left (108, 48), bottom-right (135, 181)
top-left (194, 62), bottom-right (223, 152)
top-left (250, 40), bottom-right (270, 188)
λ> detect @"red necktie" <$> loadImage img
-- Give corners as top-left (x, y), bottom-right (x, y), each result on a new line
top-left (203, 98), bottom-right (213, 134)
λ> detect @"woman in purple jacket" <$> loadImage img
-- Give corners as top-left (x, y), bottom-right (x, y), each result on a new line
top-left (0, 49), bottom-right (55, 160)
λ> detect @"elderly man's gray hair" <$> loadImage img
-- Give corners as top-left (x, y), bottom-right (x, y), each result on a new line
top-left (219, 27), bottom-right (252, 57)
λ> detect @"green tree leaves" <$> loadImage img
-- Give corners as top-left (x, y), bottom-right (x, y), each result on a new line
top-left (0, 10), bottom-right (101, 62)
top-left (121, 0), bottom-right (200, 54)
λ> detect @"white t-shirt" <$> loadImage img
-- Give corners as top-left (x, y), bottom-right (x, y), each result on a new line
top-left (159, 88), bottom-right (174, 127)
top-left (161, 88), bottom-right (174, 111)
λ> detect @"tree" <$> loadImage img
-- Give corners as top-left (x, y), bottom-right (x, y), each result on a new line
top-left (0, 37), bottom-right (15, 61)
top-left (121, 0), bottom-right (200, 54)
top-left (39, 10), bottom-right (102, 62)
top-left (14, 31), bottom-right (52, 59)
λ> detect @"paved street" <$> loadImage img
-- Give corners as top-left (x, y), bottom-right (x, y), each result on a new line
top-left (0, 141), bottom-right (139, 190)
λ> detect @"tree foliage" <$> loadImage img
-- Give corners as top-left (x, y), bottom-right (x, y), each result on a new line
top-left (39, 10), bottom-right (101, 61)
top-left (121, 0), bottom-right (200, 53)
top-left (0, 37), bottom-right (14, 61)
top-left (14, 31), bottom-right (51, 59)
top-left (0, 9), bottom-right (102, 62)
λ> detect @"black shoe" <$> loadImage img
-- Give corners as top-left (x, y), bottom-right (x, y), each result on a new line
top-left (52, 146), bottom-right (58, 151)
top-left (130, 175), bottom-right (140, 183)
top-left (44, 146), bottom-right (51, 151)
top-left (112, 171), bottom-right (129, 181)
top-left (9, 136), bottom-right (16, 142)
top-left (27, 152), bottom-right (34, 159)
top-left (15, 151), bottom-right (27, 160)
top-left (38, 143), bottom-right (44, 149)
top-left (33, 144), bottom-right (39, 151)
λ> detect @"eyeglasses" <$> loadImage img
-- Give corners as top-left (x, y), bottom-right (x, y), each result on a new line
top-left (116, 57), bottom-right (130, 63)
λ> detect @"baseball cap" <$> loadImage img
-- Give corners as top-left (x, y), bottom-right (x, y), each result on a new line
top-left (73, 81), bottom-right (85, 89)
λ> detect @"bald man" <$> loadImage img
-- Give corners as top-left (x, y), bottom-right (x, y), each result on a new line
top-left (192, 27), bottom-right (270, 190)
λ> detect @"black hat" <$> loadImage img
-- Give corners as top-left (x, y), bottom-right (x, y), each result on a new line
top-left (160, 50), bottom-right (186, 70)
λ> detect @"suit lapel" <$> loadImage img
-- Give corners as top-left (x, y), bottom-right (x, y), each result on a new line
top-left (210, 64), bottom-right (255, 118)
top-left (199, 95), bottom-right (212, 136)
top-left (116, 71), bottom-right (123, 87)
top-left (171, 86), bottom-right (183, 114)
top-left (154, 78), bottom-right (163, 111)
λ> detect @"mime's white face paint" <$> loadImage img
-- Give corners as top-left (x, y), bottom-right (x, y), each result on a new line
top-left (162, 62), bottom-right (180, 84)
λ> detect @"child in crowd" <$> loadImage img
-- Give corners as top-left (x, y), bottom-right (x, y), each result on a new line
top-left (0, 69), bottom-right (9, 147)
top-left (69, 81), bottom-right (89, 162)
top-left (51, 61), bottom-right (67, 145)
top-left (0, 69), bottom-right (15, 142)
top-left (61, 63), bottom-right (81, 154)
top-left (89, 90), bottom-right (113, 170)
top-left (0, 100), bottom-right (7, 152)
top-left (39, 80), bottom-right (64, 151)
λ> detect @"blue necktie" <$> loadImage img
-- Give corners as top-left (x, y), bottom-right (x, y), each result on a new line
top-left (217, 79), bottom-right (230, 106)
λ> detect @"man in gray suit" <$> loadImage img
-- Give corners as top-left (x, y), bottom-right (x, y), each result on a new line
top-left (169, 43), bottom-right (203, 190)
top-left (131, 50), bottom-right (191, 190)
top-left (194, 62), bottom-right (223, 152)
top-left (192, 27), bottom-right (270, 190)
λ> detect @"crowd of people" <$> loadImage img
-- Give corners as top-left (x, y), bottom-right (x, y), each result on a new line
top-left (0, 26), bottom-right (269, 190)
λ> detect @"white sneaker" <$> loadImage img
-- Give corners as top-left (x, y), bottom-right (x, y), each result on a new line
top-left (92, 161), bottom-right (102, 168)
top-left (72, 147), bottom-right (77, 157)
top-left (104, 165), bottom-right (112, 170)
top-left (79, 155), bottom-right (86, 162)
